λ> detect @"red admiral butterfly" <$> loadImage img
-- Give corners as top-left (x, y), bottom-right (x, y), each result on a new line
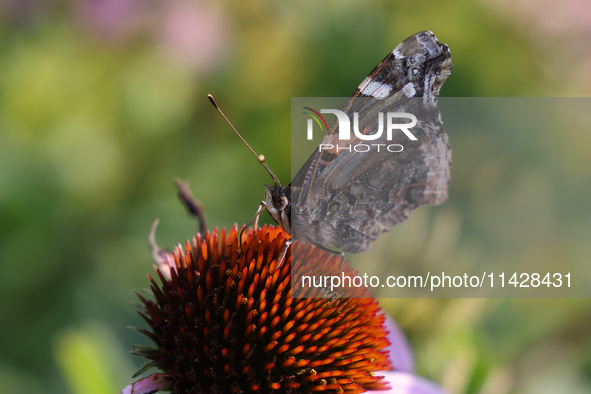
top-left (211, 31), bottom-right (452, 263)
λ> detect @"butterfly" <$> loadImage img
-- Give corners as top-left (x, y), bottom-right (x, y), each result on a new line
top-left (206, 31), bottom-right (452, 263)
top-left (263, 31), bottom-right (452, 259)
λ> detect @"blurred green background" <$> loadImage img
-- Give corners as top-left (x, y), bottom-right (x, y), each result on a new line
top-left (1, 0), bottom-right (590, 393)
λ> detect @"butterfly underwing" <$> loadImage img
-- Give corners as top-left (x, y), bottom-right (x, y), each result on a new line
top-left (264, 30), bottom-right (453, 255)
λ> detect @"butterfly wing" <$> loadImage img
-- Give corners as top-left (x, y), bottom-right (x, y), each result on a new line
top-left (291, 31), bottom-right (453, 253)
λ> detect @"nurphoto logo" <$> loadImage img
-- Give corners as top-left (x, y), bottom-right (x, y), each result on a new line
top-left (303, 107), bottom-right (418, 153)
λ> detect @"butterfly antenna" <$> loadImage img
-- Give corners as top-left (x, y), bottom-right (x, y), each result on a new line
top-left (208, 94), bottom-right (281, 186)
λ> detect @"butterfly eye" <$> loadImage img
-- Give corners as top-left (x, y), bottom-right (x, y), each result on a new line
top-left (412, 68), bottom-right (419, 76)
top-left (273, 195), bottom-right (289, 211)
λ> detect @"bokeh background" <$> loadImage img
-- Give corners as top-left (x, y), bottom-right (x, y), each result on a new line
top-left (1, 1), bottom-right (591, 393)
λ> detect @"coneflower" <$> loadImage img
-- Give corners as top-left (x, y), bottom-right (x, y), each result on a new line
top-left (121, 223), bottom-right (399, 394)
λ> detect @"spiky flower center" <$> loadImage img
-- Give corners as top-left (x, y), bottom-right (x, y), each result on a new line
top-left (135, 225), bottom-right (392, 393)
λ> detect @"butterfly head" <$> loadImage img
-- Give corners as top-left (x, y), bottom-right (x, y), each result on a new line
top-left (264, 185), bottom-right (291, 235)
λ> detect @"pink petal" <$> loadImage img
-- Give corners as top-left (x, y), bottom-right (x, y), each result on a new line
top-left (119, 373), bottom-right (172, 394)
top-left (381, 371), bottom-right (449, 394)
top-left (384, 313), bottom-right (415, 373)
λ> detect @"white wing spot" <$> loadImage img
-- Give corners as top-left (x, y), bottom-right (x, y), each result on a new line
top-left (402, 82), bottom-right (416, 97)
top-left (393, 48), bottom-right (405, 59)
top-left (361, 80), bottom-right (392, 98)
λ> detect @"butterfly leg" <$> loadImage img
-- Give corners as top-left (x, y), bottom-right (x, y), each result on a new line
top-left (252, 201), bottom-right (267, 231)
top-left (175, 178), bottom-right (207, 234)
top-left (238, 201), bottom-right (267, 256)
top-left (276, 237), bottom-right (292, 270)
